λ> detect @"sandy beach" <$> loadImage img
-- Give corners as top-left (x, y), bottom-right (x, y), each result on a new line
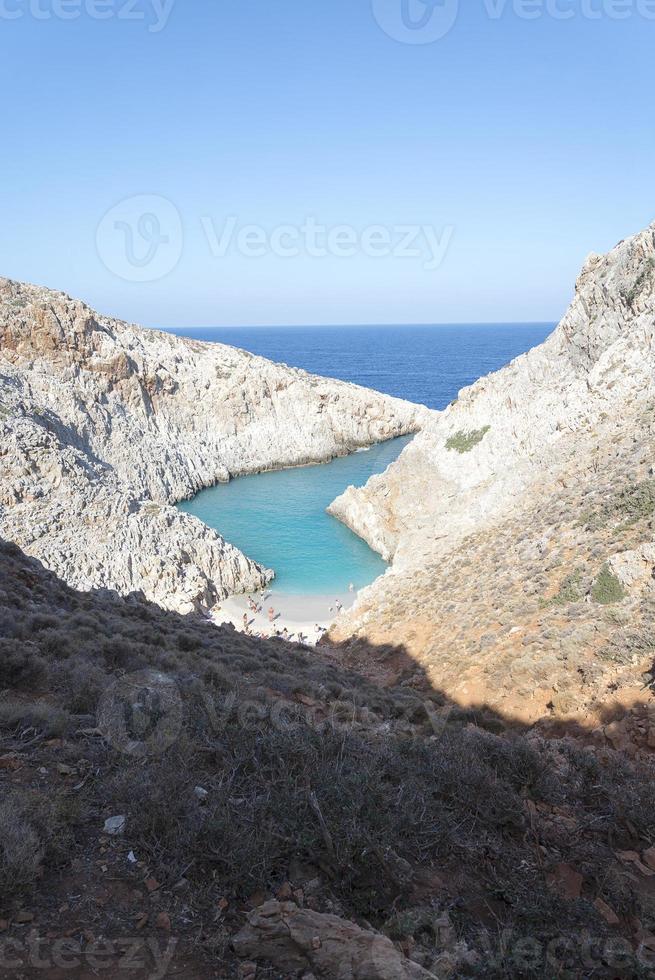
top-left (211, 589), bottom-right (357, 645)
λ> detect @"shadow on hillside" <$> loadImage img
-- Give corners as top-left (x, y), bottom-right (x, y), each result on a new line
top-left (321, 631), bottom-right (655, 744)
top-left (1, 534), bottom-right (652, 749)
top-left (3, 536), bottom-right (655, 979)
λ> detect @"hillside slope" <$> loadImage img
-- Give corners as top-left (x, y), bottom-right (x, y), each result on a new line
top-left (0, 279), bottom-right (425, 613)
top-left (329, 222), bottom-right (655, 724)
top-left (3, 537), bottom-right (655, 977)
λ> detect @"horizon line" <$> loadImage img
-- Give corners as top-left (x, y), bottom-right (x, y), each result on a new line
top-left (158, 320), bottom-right (558, 332)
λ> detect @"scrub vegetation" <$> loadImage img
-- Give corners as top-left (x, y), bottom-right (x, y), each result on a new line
top-left (592, 563), bottom-right (626, 605)
top-left (445, 425), bottom-right (490, 453)
top-left (3, 537), bottom-right (655, 976)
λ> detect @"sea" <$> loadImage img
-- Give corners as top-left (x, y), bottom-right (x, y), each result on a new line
top-left (175, 324), bottom-right (553, 594)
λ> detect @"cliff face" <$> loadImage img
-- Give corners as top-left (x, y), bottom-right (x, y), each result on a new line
top-left (329, 222), bottom-right (655, 723)
top-left (0, 279), bottom-right (425, 613)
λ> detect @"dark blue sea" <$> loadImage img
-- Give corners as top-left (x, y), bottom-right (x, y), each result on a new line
top-left (174, 324), bottom-right (554, 594)
top-left (171, 323), bottom-right (554, 411)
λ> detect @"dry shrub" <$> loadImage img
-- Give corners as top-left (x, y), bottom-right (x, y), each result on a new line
top-left (0, 698), bottom-right (70, 736)
top-left (0, 789), bottom-right (75, 910)
top-left (0, 798), bottom-right (44, 900)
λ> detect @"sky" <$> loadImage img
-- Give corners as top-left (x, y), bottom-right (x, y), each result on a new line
top-left (0, 0), bottom-right (653, 327)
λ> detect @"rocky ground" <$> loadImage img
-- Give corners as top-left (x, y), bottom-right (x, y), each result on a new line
top-left (0, 278), bottom-right (424, 614)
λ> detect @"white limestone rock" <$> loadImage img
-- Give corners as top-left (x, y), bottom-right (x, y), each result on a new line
top-left (609, 544), bottom-right (655, 588)
top-left (330, 221), bottom-right (655, 631)
top-left (0, 280), bottom-right (425, 612)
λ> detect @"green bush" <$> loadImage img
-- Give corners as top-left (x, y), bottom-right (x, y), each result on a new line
top-left (592, 564), bottom-right (625, 605)
top-left (616, 480), bottom-right (655, 527)
top-left (446, 426), bottom-right (490, 453)
top-left (577, 479), bottom-right (655, 531)
top-left (541, 571), bottom-right (583, 608)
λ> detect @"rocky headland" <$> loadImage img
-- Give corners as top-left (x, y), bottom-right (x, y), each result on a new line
top-left (329, 221), bottom-right (655, 728)
top-left (0, 278), bottom-right (425, 614)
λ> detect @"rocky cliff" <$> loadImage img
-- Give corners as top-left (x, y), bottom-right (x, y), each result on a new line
top-left (0, 279), bottom-right (424, 613)
top-left (329, 222), bottom-right (655, 724)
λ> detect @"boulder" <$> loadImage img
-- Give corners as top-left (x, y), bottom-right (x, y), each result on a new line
top-left (233, 900), bottom-right (437, 979)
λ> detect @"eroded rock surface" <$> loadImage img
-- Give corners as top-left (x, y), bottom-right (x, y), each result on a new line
top-left (0, 279), bottom-right (425, 612)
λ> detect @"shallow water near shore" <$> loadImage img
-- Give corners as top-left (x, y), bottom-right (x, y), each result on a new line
top-left (178, 436), bottom-right (413, 594)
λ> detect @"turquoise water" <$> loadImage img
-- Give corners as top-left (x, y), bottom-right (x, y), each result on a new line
top-left (175, 324), bottom-right (553, 594)
top-left (179, 436), bottom-right (413, 594)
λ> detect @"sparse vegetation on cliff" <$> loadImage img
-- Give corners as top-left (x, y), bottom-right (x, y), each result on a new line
top-left (579, 479), bottom-right (655, 531)
top-left (624, 256), bottom-right (655, 308)
top-left (445, 425), bottom-right (490, 453)
top-left (541, 569), bottom-right (583, 608)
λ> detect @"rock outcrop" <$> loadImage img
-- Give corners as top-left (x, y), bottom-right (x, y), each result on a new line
top-left (329, 221), bottom-right (655, 723)
top-left (233, 900), bottom-right (436, 979)
top-left (0, 278), bottom-right (424, 613)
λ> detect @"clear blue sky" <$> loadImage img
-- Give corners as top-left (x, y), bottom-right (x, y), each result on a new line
top-left (0, 0), bottom-right (652, 327)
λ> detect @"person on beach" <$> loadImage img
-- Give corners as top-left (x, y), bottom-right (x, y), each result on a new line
top-left (348, 583), bottom-right (354, 592)
top-left (335, 600), bottom-right (343, 614)
top-left (282, 627), bottom-right (289, 641)
top-left (268, 607), bottom-right (275, 623)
